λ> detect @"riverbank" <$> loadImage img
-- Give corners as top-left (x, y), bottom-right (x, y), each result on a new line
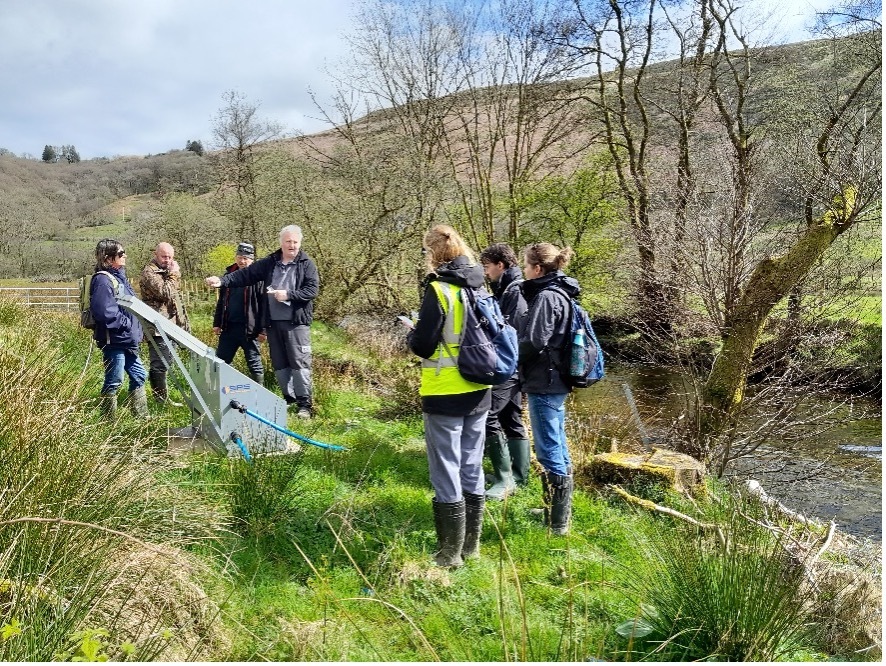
top-left (0, 301), bottom-right (880, 661)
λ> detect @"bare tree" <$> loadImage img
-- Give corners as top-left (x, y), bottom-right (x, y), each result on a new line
top-left (209, 90), bottom-right (284, 250)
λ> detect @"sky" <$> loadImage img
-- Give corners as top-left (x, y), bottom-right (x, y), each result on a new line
top-left (0, 0), bottom-right (842, 160)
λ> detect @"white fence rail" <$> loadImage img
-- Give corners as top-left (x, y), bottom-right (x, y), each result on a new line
top-left (0, 283), bottom-right (218, 312)
top-left (0, 287), bottom-right (79, 310)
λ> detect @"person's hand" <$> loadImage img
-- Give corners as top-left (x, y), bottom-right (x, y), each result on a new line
top-left (268, 288), bottom-right (289, 302)
top-left (170, 260), bottom-right (181, 274)
top-left (205, 276), bottom-right (221, 288)
top-left (212, 327), bottom-right (221, 335)
top-left (257, 332), bottom-right (267, 343)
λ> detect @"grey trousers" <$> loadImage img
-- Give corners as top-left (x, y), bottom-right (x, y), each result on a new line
top-left (267, 322), bottom-right (312, 403)
top-left (423, 411), bottom-right (487, 503)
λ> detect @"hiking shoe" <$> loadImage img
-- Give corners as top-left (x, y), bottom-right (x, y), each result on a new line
top-left (296, 407), bottom-right (312, 419)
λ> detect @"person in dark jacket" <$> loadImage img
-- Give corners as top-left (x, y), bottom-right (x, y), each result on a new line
top-left (89, 238), bottom-right (148, 419)
top-left (479, 243), bottom-right (529, 500)
top-left (212, 242), bottom-right (266, 385)
top-left (205, 225), bottom-right (319, 419)
top-left (403, 224), bottom-right (491, 569)
top-left (518, 242), bottom-right (579, 536)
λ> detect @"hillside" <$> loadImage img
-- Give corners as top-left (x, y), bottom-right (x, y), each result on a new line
top-left (0, 32), bottom-right (878, 284)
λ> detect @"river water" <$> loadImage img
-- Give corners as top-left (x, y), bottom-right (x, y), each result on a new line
top-left (570, 366), bottom-right (882, 541)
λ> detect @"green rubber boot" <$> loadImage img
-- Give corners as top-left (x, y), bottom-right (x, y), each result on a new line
top-left (99, 393), bottom-right (118, 419)
top-left (508, 438), bottom-right (531, 486)
top-left (485, 433), bottom-right (516, 500)
top-left (127, 385), bottom-right (149, 419)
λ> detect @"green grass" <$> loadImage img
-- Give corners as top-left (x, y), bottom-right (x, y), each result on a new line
top-left (0, 298), bottom-right (877, 662)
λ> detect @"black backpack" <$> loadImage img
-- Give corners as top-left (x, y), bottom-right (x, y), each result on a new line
top-left (548, 286), bottom-right (605, 388)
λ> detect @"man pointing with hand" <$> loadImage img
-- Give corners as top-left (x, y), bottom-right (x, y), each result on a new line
top-left (206, 225), bottom-right (320, 418)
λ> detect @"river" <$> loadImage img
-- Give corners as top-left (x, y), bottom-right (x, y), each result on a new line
top-left (570, 366), bottom-right (882, 541)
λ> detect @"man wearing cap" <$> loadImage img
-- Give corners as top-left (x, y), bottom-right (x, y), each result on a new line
top-left (205, 225), bottom-right (320, 419)
top-left (212, 242), bottom-right (266, 385)
top-left (139, 242), bottom-right (189, 406)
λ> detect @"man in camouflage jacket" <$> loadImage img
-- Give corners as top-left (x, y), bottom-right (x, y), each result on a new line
top-left (139, 242), bottom-right (189, 406)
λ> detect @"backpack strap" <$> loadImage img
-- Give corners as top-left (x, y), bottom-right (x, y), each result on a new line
top-left (95, 270), bottom-right (121, 295)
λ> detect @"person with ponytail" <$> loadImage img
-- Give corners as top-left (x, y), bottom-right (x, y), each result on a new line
top-left (404, 225), bottom-right (491, 568)
top-left (518, 243), bottom-right (580, 535)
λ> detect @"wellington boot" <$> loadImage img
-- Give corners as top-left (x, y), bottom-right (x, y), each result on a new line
top-left (485, 434), bottom-right (516, 500)
top-left (432, 499), bottom-right (466, 568)
top-left (462, 493), bottom-right (485, 560)
top-left (99, 393), bottom-right (118, 420)
top-left (127, 385), bottom-right (150, 419)
top-left (149, 370), bottom-right (182, 407)
top-left (249, 370), bottom-right (265, 387)
top-left (508, 438), bottom-right (532, 486)
top-left (544, 471), bottom-right (573, 536)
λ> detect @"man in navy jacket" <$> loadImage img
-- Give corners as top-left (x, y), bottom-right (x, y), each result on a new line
top-left (206, 226), bottom-right (319, 418)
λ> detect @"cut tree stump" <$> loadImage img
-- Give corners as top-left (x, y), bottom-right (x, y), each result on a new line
top-left (582, 448), bottom-right (706, 496)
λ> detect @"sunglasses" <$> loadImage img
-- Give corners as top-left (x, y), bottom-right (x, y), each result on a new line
top-left (116, 250), bottom-right (126, 257)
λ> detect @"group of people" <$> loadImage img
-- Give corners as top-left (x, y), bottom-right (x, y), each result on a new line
top-left (89, 225), bottom-right (319, 420)
top-left (406, 225), bottom-right (580, 568)
top-left (90, 222), bottom-right (581, 570)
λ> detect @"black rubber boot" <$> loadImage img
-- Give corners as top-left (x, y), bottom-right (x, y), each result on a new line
top-left (432, 499), bottom-right (466, 568)
top-left (462, 493), bottom-right (485, 560)
top-left (545, 472), bottom-right (573, 536)
top-left (485, 433), bottom-right (516, 500)
top-left (249, 370), bottom-right (265, 386)
top-left (508, 438), bottom-right (531, 487)
top-left (127, 385), bottom-right (149, 418)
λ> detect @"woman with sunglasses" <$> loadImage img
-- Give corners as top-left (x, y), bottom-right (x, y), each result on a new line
top-left (90, 239), bottom-right (149, 419)
top-left (518, 242), bottom-right (580, 535)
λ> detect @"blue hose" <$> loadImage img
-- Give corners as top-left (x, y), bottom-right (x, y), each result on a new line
top-left (229, 401), bottom-right (347, 452)
top-left (230, 433), bottom-right (252, 463)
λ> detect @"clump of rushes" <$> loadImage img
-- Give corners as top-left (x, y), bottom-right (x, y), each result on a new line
top-left (614, 494), bottom-right (818, 661)
top-left (0, 299), bottom-right (225, 661)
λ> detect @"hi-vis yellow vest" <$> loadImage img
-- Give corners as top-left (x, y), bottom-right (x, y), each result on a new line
top-left (420, 281), bottom-right (491, 397)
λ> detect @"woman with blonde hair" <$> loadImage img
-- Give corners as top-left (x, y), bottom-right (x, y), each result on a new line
top-left (518, 242), bottom-right (579, 535)
top-left (404, 224), bottom-right (491, 568)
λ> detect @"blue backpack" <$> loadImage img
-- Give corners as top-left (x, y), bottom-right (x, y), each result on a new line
top-left (549, 286), bottom-right (604, 388)
top-left (452, 286), bottom-right (519, 385)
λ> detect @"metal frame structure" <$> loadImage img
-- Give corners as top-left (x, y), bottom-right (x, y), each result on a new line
top-left (117, 293), bottom-right (289, 456)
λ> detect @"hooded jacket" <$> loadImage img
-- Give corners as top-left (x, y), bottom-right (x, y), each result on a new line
top-left (90, 266), bottom-right (143, 349)
top-left (219, 248), bottom-right (319, 328)
top-left (408, 256), bottom-right (491, 416)
top-left (518, 271), bottom-right (581, 394)
top-left (490, 265), bottom-right (527, 334)
top-left (213, 262), bottom-right (265, 338)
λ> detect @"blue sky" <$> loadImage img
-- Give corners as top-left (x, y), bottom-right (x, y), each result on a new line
top-left (0, 0), bottom-right (841, 160)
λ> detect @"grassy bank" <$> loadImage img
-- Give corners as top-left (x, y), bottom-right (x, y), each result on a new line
top-left (0, 300), bottom-right (879, 661)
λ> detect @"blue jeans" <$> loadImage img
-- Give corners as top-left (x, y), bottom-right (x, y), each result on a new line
top-left (527, 393), bottom-right (571, 476)
top-left (102, 345), bottom-right (148, 395)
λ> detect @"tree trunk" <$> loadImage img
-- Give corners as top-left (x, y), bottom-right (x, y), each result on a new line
top-left (699, 189), bottom-right (857, 442)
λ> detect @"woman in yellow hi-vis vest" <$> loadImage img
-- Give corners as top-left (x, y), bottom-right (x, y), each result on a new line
top-left (405, 225), bottom-right (491, 568)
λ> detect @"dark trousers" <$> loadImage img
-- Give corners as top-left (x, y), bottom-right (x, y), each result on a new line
top-left (215, 327), bottom-right (264, 378)
top-left (485, 375), bottom-right (526, 440)
top-left (148, 335), bottom-right (174, 375)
